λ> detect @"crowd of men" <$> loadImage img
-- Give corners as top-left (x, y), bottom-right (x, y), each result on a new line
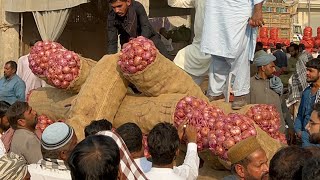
top-left (1, 0), bottom-right (320, 179)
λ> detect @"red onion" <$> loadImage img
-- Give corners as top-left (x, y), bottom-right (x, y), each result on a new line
top-left (29, 41), bottom-right (64, 77)
top-left (46, 49), bottom-right (81, 89)
top-left (246, 104), bottom-right (283, 142)
top-left (118, 36), bottom-right (158, 74)
top-left (174, 96), bottom-right (224, 151)
top-left (36, 114), bottom-right (55, 133)
top-left (208, 113), bottom-right (256, 161)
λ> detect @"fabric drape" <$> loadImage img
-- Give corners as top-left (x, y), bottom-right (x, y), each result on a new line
top-left (32, 9), bottom-right (70, 41)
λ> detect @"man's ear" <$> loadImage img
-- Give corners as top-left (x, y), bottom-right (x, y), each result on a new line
top-left (59, 150), bottom-right (68, 161)
top-left (261, 65), bottom-right (266, 72)
top-left (126, 0), bottom-right (132, 6)
top-left (235, 164), bottom-right (246, 178)
top-left (17, 119), bottom-right (26, 127)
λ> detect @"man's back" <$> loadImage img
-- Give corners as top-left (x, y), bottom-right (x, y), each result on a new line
top-left (146, 167), bottom-right (185, 180)
top-left (10, 129), bottom-right (42, 164)
top-left (273, 50), bottom-right (287, 68)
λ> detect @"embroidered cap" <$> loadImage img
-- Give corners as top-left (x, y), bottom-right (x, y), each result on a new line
top-left (254, 51), bottom-right (276, 67)
top-left (41, 122), bottom-right (74, 150)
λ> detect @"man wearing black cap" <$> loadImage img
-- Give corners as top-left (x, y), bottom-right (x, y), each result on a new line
top-left (28, 122), bottom-right (77, 179)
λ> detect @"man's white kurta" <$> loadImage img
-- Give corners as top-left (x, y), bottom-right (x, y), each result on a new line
top-left (169, 0), bottom-right (211, 77)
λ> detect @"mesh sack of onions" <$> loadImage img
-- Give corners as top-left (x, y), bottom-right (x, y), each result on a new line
top-left (174, 96), bottom-right (225, 151)
top-left (246, 104), bottom-right (286, 143)
top-left (208, 113), bottom-right (257, 160)
top-left (29, 41), bottom-right (64, 77)
top-left (36, 114), bottom-right (55, 133)
top-left (118, 36), bottom-right (207, 100)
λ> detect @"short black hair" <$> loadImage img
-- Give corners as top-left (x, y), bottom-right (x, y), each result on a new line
top-left (68, 135), bottom-right (120, 180)
top-left (302, 158), bottom-right (320, 180)
top-left (5, 61), bottom-right (17, 71)
top-left (276, 43), bottom-right (282, 50)
top-left (269, 146), bottom-right (312, 180)
top-left (6, 101), bottom-right (29, 129)
top-left (109, 0), bottom-right (127, 3)
top-left (289, 43), bottom-right (299, 51)
top-left (147, 122), bottom-right (180, 166)
top-left (0, 101), bottom-right (10, 119)
top-left (84, 119), bottom-right (113, 137)
top-left (256, 42), bottom-right (263, 50)
top-left (306, 58), bottom-right (320, 70)
top-left (116, 122), bottom-right (143, 153)
top-left (299, 43), bottom-right (306, 51)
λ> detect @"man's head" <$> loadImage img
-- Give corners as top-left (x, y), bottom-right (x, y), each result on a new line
top-left (41, 123), bottom-right (78, 162)
top-left (116, 122), bottom-right (143, 158)
top-left (306, 103), bottom-right (320, 143)
top-left (255, 42), bottom-right (263, 52)
top-left (110, 0), bottom-right (131, 17)
top-left (299, 43), bottom-right (306, 52)
top-left (228, 136), bottom-right (269, 180)
top-left (306, 58), bottom-right (320, 83)
top-left (147, 122), bottom-right (180, 166)
top-left (254, 52), bottom-right (277, 79)
top-left (0, 101), bottom-right (11, 132)
top-left (68, 135), bottom-right (120, 180)
top-left (269, 146), bottom-right (312, 180)
top-left (275, 43), bottom-right (282, 50)
top-left (6, 101), bottom-right (37, 131)
top-left (84, 119), bottom-right (113, 137)
top-left (288, 44), bottom-right (299, 58)
top-left (4, 61), bottom-right (17, 79)
top-left (302, 158), bottom-right (320, 180)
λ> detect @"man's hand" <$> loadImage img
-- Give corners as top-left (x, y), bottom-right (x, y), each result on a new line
top-left (249, 3), bottom-right (264, 28)
top-left (177, 121), bottom-right (187, 140)
top-left (287, 128), bottom-right (296, 145)
top-left (185, 125), bottom-right (197, 143)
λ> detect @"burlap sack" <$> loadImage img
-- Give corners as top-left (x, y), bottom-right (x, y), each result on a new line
top-left (218, 124), bottom-right (285, 170)
top-left (210, 100), bottom-right (255, 114)
top-left (28, 87), bottom-right (77, 121)
top-left (113, 94), bottom-right (186, 134)
top-left (67, 56), bottom-right (97, 93)
top-left (67, 53), bottom-right (129, 140)
top-left (123, 52), bottom-right (208, 101)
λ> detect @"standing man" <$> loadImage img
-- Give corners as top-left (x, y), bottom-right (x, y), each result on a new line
top-left (107, 0), bottom-right (170, 59)
top-left (201, 0), bottom-right (264, 109)
top-left (0, 61), bottom-right (26, 105)
top-left (273, 43), bottom-right (288, 74)
top-left (7, 101), bottom-right (42, 164)
top-left (168, 0), bottom-right (211, 86)
top-left (294, 58), bottom-right (320, 147)
top-left (17, 40), bottom-right (47, 97)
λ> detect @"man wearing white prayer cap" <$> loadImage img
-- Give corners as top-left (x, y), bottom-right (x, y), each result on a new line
top-left (28, 122), bottom-right (78, 180)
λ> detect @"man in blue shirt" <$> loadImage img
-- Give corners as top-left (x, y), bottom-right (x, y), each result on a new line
top-left (0, 61), bottom-right (26, 105)
top-left (294, 58), bottom-right (320, 146)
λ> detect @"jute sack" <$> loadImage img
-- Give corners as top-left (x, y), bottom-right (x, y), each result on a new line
top-left (28, 87), bottom-right (77, 121)
top-left (67, 56), bottom-right (97, 93)
top-left (123, 52), bottom-right (208, 101)
top-left (113, 94), bottom-right (186, 134)
top-left (218, 123), bottom-right (285, 170)
top-left (67, 54), bottom-right (129, 140)
top-left (210, 100), bottom-right (254, 114)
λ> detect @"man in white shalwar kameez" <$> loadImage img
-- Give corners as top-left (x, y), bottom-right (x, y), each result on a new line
top-left (168, 0), bottom-right (211, 85)
top-left (17, 41), bottom-right (47, 97)
top-left (201, 0), bottom-right (264, 109)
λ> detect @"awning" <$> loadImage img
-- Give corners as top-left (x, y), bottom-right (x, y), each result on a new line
top-left (3, 0), bottom-right (90, 12)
